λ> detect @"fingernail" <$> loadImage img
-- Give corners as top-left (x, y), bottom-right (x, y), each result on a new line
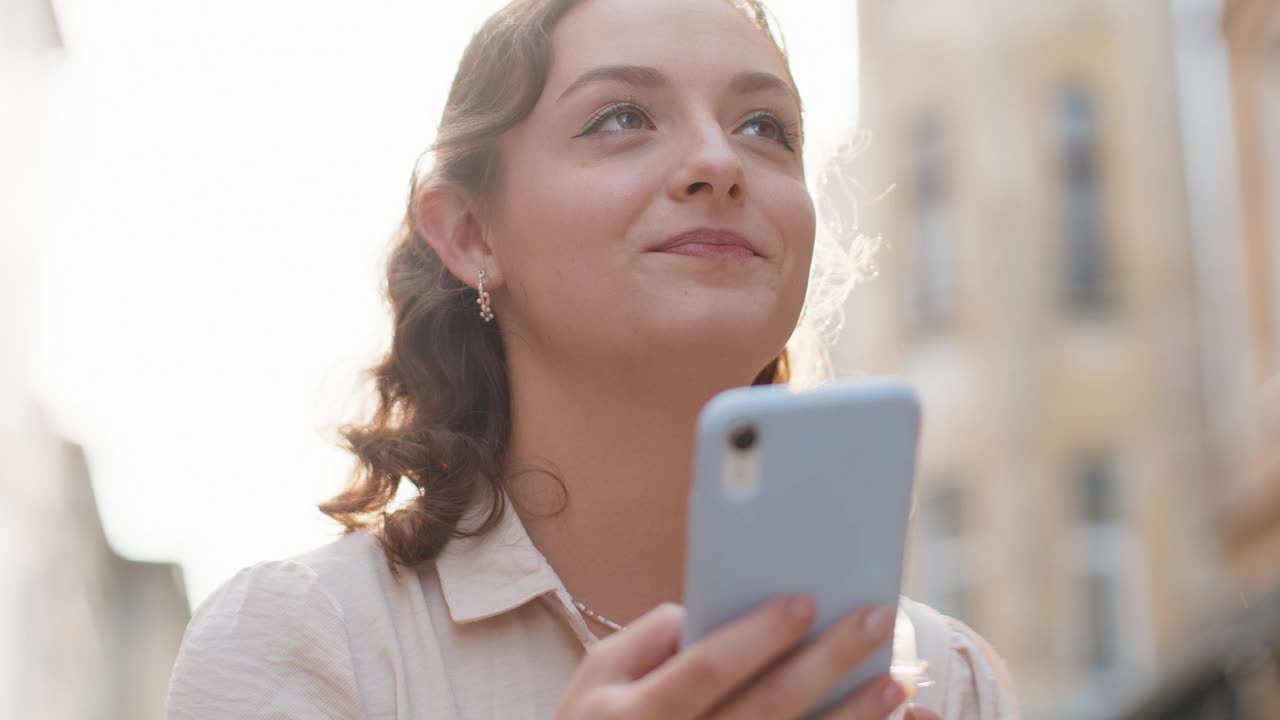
top-left (788, 595), bottom-right (815, 621)
top-left (879, 680), bottom-right (907, 712)
top-left (864, 606), bottom-right (896, 639)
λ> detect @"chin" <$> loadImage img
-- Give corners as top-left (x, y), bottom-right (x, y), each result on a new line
top-left (614, 284), bottom-right (803, 372)
top-left (648, 313), bottom-right (791, 373)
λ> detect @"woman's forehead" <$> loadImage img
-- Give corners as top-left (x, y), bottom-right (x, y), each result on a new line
top-left (546, 0), bottom-right (793, 97)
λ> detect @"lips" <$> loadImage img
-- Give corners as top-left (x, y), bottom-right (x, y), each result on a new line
top-left (649, 228), bottom-right (759, 257)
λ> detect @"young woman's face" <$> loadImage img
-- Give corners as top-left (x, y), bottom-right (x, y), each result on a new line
top-left (488, 0), bottom-right (815, 381)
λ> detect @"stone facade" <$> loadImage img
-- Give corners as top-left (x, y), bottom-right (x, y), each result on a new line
top-left (840, 0), bottom-right (1277, 716)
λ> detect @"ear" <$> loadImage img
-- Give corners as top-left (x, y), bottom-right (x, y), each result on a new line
top-left (413, 184), bottom-right (502, 290)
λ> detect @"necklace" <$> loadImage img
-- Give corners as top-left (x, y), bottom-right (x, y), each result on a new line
top-left (573, 599), bottom-right (627, 632)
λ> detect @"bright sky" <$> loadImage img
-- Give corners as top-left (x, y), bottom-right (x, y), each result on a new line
top-left (24, 0), bottom-right (860, 609)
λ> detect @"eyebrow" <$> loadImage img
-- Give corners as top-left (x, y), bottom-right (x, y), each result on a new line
top-left (556, 64), bottom-right (799, 105)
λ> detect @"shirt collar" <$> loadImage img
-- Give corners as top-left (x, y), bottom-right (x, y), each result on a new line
top-left (434, 493), bottom-right (919, 659)
top-left (434, 490), bottom-right (599, 646)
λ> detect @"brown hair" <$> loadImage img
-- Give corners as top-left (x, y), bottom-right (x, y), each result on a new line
top-left (320, 0), bottom-right (798, 572)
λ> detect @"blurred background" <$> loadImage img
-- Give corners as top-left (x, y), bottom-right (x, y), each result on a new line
top-left (837, 1), bottom-right (1280, 717)
top-left (1, 0), bottom-right (1277, 718)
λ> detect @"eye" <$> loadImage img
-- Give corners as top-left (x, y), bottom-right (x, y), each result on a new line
top-left (738, 112), bottom-right (798, 149)
top-left (741, 118), bottom-right (780, 140)
top-left (601, 109), bottom-right (648, 132)
top-left (577, 103), bottom-right (654, 137)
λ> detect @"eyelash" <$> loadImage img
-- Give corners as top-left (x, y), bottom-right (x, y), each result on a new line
top-left (741, 108), bottom-right (800, 150)
top-left (575, 98), bottom-right (649, 136)
top-left (574, 100), bottom-right (799, 150)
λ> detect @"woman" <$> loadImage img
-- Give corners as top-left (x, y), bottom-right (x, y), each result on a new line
top-left (165, 0), bottom-right (1018, 717)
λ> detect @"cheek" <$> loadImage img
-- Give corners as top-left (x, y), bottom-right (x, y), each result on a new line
top-left (491, 149), bottom-right (652, 307)
top-left (508, 143), bottom-right (649, 235)
top-left (768, 177), bottom-right (817, 265)
top-left (561, 173), bottom-right (650, 237)
top-left (765, 177), bottom-right (817, 322)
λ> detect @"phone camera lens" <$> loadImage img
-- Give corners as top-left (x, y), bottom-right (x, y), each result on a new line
top-left (729, 424), bottom-right (757, 451)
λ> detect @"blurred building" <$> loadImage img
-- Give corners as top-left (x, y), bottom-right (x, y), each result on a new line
top-left (1117, 0), bottom-right (1280, 716)
top-left (1, 0), bottom-right (192, 717)
top-left (1219, 0), bottom-right (1280, 600)
top-left (1, 426), bottom-right (192, 720)
top-left (838, 0), bottom-right (1278, 717)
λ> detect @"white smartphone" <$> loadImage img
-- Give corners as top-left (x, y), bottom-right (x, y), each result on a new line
top-left (681, 377), bottom-right (922, 717)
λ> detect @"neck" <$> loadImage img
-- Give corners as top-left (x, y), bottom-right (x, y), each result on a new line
top-left (503, 349), bottom-right (751, 630)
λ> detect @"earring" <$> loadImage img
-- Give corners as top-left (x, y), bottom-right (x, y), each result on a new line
top-left (476, 270), bottom-right (494, 323)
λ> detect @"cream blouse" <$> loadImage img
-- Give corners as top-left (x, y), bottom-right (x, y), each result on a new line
top-left (165, 499), bottom-right (1020, 719)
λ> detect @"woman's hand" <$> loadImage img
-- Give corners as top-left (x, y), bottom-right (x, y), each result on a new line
top-left (555, 596), bottom-right (939, 720)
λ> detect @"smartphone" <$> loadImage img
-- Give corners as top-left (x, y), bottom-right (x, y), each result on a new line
top-left (680, 377), bottom-right (921, 717)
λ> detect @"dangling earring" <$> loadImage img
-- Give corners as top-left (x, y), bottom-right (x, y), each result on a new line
top-left (476, 270), bottom-right (494, 323)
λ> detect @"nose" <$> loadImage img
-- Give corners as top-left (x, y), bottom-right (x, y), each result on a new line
top-left (667, 121), bottom-right (746, 206)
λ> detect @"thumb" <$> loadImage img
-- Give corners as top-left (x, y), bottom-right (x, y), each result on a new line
top-left (904, 706), bottom-right (942, 720)
top-left (592, 602), bottom-right (686, 681)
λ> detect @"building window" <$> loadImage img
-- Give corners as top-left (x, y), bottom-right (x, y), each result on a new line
top-left (1072, 452), bottom-right (1128, 680)
top-left (922, 482), bottom-right (966, 539)
top-left (1084, 572), bottom-right (1119, 671)
top-left (1056, 86), bottom-right (1112, 315)
top-left (908, 115), bottom-right (953, 330)
top-left (1080, 454), bottom-right (1123, 525)
top-left (913, 476), bottom-right (972, 623)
